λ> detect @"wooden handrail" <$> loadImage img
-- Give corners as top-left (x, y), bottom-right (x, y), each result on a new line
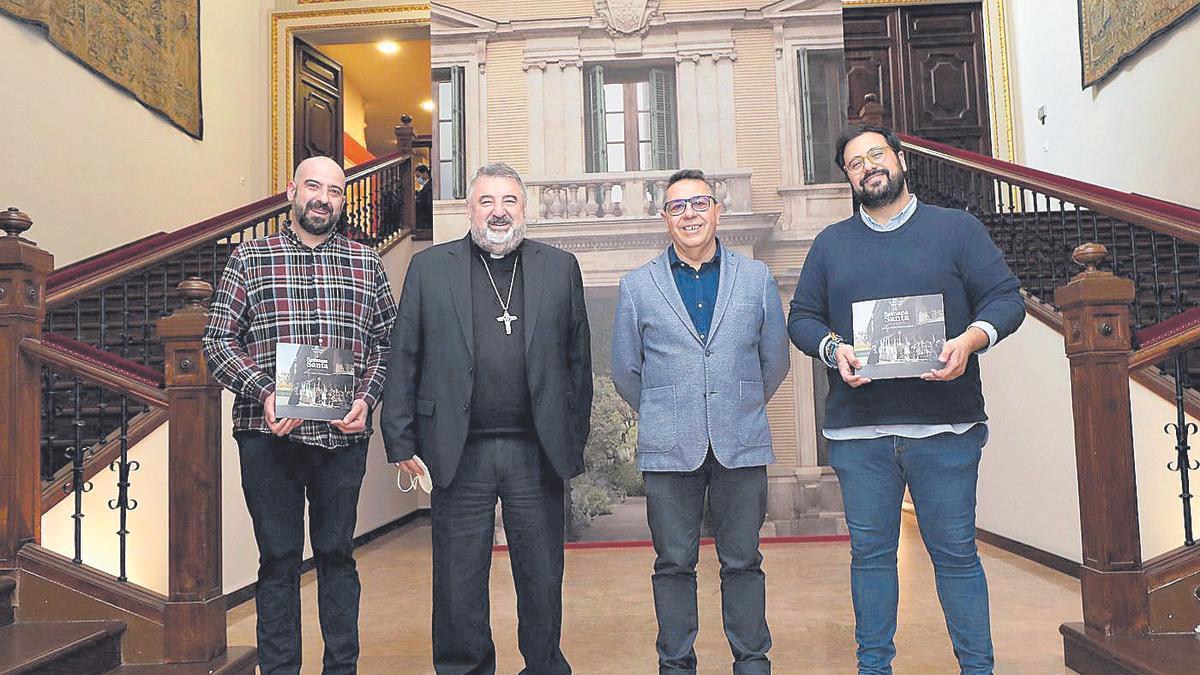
top-left (900, 134), bottom-right (1200, 245)
top-left (20, 337), bottom-right (169, 409)
top-left (46, 151), bottom-right (413, 309)
top-left (1130, 326), bottom-right (1200, 372)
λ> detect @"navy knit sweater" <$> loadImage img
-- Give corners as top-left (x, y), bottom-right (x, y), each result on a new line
top-left (788, 201), bottom-right (1025, 428)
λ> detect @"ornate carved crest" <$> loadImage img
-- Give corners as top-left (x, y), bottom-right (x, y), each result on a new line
top-left (594, 0), bottom-right (659, 37)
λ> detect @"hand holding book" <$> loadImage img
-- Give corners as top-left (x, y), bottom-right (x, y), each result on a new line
top-left (834, 343), bottom-right (872, 388)
top-left (920, 326), bottom-right (990, 382)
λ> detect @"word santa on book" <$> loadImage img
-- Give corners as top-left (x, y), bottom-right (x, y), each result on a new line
top-left (275, 342), bottom-right (356, 421)
top-left (851, 293), bottom-right (947, 380)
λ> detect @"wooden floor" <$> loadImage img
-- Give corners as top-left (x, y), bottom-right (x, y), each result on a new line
top-left (227, 514), bottom-right (1081, 673)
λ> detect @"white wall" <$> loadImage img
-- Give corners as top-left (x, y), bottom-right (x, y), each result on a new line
top-left (0, 0), bottom-right (271, 266)
top-left (979, 312), bottom-right (1196, 564)
top-left (1006, 1), bottom-right (1200, 208)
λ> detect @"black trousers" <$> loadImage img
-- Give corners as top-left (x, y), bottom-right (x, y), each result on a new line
top-left (644, 450), bottom-right (771, 675)
top-left (431, 434), bottom-right (569, 675)
top-left (236, 432), bottom-right (368, 675)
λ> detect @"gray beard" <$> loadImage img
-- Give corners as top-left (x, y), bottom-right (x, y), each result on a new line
top-left (470, 224), bottom-right (525, 256)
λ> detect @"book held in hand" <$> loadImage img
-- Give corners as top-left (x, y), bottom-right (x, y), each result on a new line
top-left (275, 342), bottom-right (356, 421)
top-left (851, 294), bottom-right (946, 380)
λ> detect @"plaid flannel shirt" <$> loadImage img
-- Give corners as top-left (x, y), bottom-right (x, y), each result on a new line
top-left (202, 224), bottom-right (397, 449)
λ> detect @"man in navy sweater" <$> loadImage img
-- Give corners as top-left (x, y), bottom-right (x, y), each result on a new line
top-left (788, 125), bottom-right (1024, 674)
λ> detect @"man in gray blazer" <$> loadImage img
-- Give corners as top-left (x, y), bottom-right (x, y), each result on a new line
top-left (611, 169), bottom-right (790, 674)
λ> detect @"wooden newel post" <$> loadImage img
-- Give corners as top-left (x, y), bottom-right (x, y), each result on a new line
top-left (858, 93), bottom-right (885, 126)
top-left (1055, 243), bottom-right (1151, 637)
top-left (0, 208), bottom-right (52, 574)
top-left (395, 113), bottom-right (418, 231)
top-left (156, 278), bottom-right (227, 663)
top-left (394, 112), bottom-right (415, 156)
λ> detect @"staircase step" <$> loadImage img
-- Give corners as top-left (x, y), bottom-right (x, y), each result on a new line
top-left (0, 620), bottom-right (125, 675)
top-left (0, 578), bottom-right (14, 627)
top-left (108, 647), bottom-right (257, 675)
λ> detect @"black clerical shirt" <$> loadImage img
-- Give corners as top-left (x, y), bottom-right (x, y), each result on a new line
top-left (469, 240), bottom-right (534, 436)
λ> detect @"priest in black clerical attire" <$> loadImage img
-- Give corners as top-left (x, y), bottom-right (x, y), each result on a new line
top-left (381, 162), bottom-right (593, 675)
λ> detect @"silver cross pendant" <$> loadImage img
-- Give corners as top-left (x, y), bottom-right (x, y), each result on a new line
top-left (497, 311), bottom-right (519, 335)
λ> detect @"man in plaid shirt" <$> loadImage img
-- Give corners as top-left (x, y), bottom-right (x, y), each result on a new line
top-left (203, 156), bottom-right (396, 674)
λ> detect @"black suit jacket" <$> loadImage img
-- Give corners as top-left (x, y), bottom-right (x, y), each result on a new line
top-left (380, 235), bottom-right (593, 487)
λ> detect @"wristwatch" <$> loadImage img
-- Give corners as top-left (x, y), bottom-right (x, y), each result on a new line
top-left (823, 332), bottom-right (844, 368)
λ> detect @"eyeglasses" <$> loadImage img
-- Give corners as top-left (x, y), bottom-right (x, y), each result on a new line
top-left (844, 146), bottom-right (890, 174)
top-left (663, 195), bottom-right (717, 217)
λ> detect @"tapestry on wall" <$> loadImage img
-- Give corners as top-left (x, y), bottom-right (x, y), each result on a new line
top-left (1078, 0), bottom-right (1200, 89)
top-left (0, 0), bottom-right (202, 138)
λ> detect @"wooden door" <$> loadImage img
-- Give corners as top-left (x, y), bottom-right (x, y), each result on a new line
top-left (843, 2), bottom-right (992, 155)
top-left (293, 38), bottom-right (344, 169)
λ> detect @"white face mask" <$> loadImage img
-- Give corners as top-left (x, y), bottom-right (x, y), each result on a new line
top-left (416, 175), bottom-right (428, 188)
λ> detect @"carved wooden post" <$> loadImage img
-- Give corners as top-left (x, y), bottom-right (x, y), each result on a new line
top-left (1055, 243), bottom-right (1151, 637)
top-left (0, 208), bottom-right (53, 575)
top-left (394, 112), bottom-right (415, 157)
top-left (156, 279), bottom-right (226, 662)
top-left (395, 113), bottom-right (418, 232)
top-left (858, 93), bottom-right (885, 126)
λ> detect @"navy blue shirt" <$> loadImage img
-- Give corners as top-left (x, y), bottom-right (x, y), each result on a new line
top-left (669, 241), bottom-right (721, 341)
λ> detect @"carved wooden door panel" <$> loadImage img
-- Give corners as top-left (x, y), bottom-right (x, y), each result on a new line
top-left (842, 8), bottom-right (901, 130)
top-left (902, 5), bottom-right (991, 154)
top-left (293, 38), bottom-right (344, 169)
top-left (843, 2), bottom-right (992, 155)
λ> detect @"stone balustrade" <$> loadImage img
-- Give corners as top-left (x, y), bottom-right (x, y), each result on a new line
top-left (525, 170), bottom-right (752, 223)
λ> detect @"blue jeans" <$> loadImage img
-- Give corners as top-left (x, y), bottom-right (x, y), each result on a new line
top-left (235, 432), bottom-right (368, 675)
top-left (828, 426), bottom-right (993, 675)
top-left (643, 450), bottom-right (771, 675)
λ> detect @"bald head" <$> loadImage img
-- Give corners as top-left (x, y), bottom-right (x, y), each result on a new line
top-left (287, 156), bottom-right (347, 239)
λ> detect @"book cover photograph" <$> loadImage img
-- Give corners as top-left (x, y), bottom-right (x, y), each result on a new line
top-left (851, 293), bottom-right (947, 380)
top-left (275, 342), bottom-right (356, 421)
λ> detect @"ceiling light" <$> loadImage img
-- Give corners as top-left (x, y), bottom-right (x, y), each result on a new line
top-left (376, 41), bottom-right (400, 55)
top-left (420, 99), bottom-right (434, 112)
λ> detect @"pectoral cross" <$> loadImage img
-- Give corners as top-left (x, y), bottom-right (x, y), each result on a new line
top-left (497, 310), bottom-right (519, 335)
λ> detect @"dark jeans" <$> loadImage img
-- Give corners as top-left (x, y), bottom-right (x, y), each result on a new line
top-left (828, 425), bottom-right (993, 675)
top-left (643, 451), bottom-right (771, 675)
top-left (236, 432), bottom-right (368, 675)
top-left (431, 434), bottom-right (569, 675)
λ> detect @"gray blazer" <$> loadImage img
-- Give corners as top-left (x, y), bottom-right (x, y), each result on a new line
top-left (611, 246), bottom-right (790, 472)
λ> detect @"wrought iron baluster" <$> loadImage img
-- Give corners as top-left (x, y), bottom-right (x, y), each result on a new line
top-left (1056, 197), bottom-right (1070, 285)
top-left (1171, 238), bottom-right (1184, 317)
top-left (1150, 231), bottom-right (1164, 324)
top-left (108, 395), bottom-right (139, 581)
top-left (1128, 224), bottom-right (1142, 329)
top-left (142, 271), bottom-right (152, 366)
top-left (1166, 351), bottom-right (1197, 547)
top-left (67, 377), bottom-right (93, 564)
top-left (41, 367), bottom-right (56, 482)
top-left (161, 264), bottom-right (170, 318)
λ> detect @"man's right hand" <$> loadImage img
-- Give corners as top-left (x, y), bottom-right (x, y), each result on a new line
top-left (264, 393), bottom-right (304, 437)
top-left (395, 459), bottom-right (425, 477)
top-left (835, 343), bottom-right (872, 388)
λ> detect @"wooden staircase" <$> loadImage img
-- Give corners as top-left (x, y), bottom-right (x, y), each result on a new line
top-left (2, 575), bottom-right (250, 675)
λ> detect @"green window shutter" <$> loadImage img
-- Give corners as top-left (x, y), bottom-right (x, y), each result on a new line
top-left (649, 68), bottom-right (678, 170)
top-left (451, 65), bottom-right (467, 198)
top-left (585, 65), bottom-right (608, 172)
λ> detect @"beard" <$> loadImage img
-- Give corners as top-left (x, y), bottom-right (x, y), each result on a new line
top-left (854, 167), bottom-right (908, 210)
top-left (292, 197), bottom-right (341, 236)
top-left (470, 214), bottom-right (526, 256)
